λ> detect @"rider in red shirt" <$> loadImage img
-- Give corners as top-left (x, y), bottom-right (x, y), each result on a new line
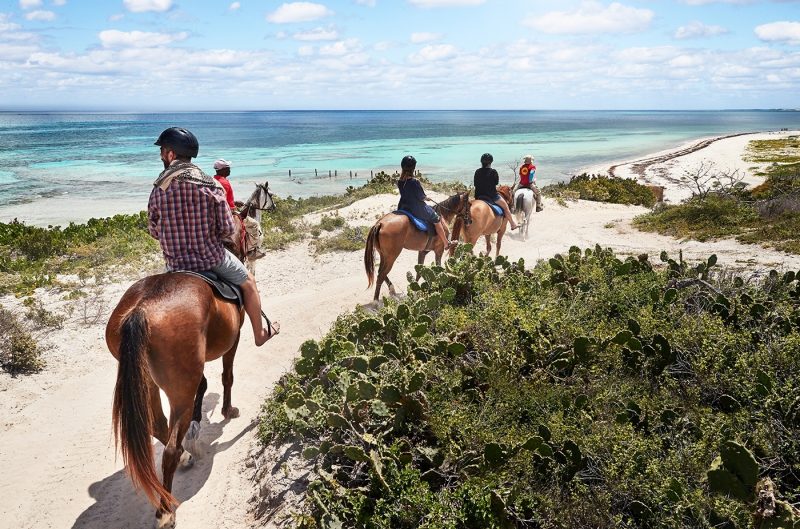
top-left (213, 159), bottom-right (236, 210)
top-left (515, 154), bottom-right (544, 212)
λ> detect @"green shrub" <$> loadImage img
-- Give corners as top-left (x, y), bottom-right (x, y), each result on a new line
top-left (319, 214), bottom-right (346, 231)
top-left (0, 306), bottom-right (44, 374)
top-left (257, 246), bottom-right (800, 528)
top-left (543, 173), bottom-right (656, 207)
top-left (311, 226), bottom-right (369, 254)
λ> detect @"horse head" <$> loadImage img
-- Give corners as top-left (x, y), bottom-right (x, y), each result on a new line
top-left (498, 185), bottom-right (513, 203)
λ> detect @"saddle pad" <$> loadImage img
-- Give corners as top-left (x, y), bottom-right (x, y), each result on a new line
top-left (479, 200), bottom-right (504, 217)
top-left (173, 270), bottom-right (243, 307)
top-left (394, 209), bottom-right (433, 233)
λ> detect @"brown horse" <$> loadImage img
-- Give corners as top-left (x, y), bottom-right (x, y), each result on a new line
top-left (106, 273), bottom-right (245, 528)
top-left (364, 191), bottom-right (470, 300)
top-left (451, 185), bottom-right (513, 257)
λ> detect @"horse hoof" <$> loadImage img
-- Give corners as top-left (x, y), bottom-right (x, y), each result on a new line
top-left (222, 406), bottom-right (240, 419)
top-left (155, 511), bottom-right (176, 529)
top-left (179, 450), bottom-right (194, 469)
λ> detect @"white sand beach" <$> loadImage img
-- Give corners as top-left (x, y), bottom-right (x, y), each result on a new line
top-left (2, 130), bottom-right (800, 528)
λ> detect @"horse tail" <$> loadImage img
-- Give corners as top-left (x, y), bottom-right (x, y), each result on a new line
top-left (515, 192), bottom-right (524, 213)
top-left (364, 223), bottom-right (381, 288)
top-left (112, 307), bottom-right (177, 510)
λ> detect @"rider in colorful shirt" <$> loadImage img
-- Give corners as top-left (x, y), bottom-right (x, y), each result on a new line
top-left (148, 127), bottom-right (279, 346)
top-left (515, 154), bottom-right (544, 212)
top-left (212, 158), bottom-right (236, 210)
top-left (473, 153), bottom-right (518, 230)
top-left (396, 155), bottom-right (456, 250)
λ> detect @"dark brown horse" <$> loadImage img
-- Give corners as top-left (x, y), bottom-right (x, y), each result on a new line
top-left (364, 191), bottom-right (469, 300)
top-left (106, 273), bottom-right (245, 528)
top-left (451, 185), bottom-right (513, 257)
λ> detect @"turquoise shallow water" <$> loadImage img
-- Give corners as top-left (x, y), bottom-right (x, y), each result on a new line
top-left (0, 110), bottom-right (797, 225)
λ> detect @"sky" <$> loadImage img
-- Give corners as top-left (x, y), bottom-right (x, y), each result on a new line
top-left (0, 0), bottom-right (799, 110)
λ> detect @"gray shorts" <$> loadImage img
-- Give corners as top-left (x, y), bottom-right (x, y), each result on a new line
top-left (210, 249), bottom-right (249, 285)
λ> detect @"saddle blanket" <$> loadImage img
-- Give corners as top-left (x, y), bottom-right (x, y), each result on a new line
top-left (173, 270), bottom-right (243, 307)
top-left (479, 200), bottom-right (504, 216)
top-left (394, 209), bottom-right (434, 234)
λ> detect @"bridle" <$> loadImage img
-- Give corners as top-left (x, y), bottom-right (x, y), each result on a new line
top-left (431, 190), bottom-right (472, 226)
top-left (239, 182), bottom-right (275, 218)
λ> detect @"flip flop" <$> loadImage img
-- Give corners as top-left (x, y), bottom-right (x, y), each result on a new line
top-left (260, 310), bottom-right (280, 339)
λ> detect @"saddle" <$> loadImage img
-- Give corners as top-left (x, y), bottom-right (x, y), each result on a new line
top-left (477, 198), bottom-right (504, 217)
top-left (173, 270), bottom-right (243, 308)
top-left (394, 209), bottom-right (434, 234)
top-left (393, 209), bottom-right (438, 251)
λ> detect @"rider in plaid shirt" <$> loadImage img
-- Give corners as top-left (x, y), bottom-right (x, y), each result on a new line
top-left (148, 174), bottom-right (235, 271)
top-left (148, 127), bottom-right (279, 346)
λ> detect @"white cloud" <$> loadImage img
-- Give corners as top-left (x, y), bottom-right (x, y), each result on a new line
top-left (409, 44), bottom-right (457, 63)
top-left (319, 38), bottom-right (359, 56)
top-left (293, 26), bottom-right (338, 40)
top-left (298, 45), bottom-right (314, 56)
top-left (408, 0), bottom-right (484, 6)
top-left (229, 2), bottom-right (240, 10)
top-left (266, 2), bottom-right (333, 23)
top-left (411, 32), bottom-right (441, 43)
top-left (681, 0), bottom-right (751, 4)
top-left (98, 29), bottom-right (189, 48)
top-left (19, 0), bottom-right (42, 9)
top-left (674, 21), bottom-right (728, 39)
top-left (354, 0), bottom-right (375, 6)
top-left (25, 10), bottom-right (55, 21)
top-left (755, 21), bottom-right (800, 46)
top-left (523, 1), bottom-right (654, 35)
top-left (52, 0), bottom-right (66, 5)
top-left (123, 0), bottom-right (172, 13)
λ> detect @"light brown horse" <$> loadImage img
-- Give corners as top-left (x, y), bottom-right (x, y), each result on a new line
top-left (365, 191), bottom-right (469, 300)
top-left (451, 185), bottom-right (513, 257)
top-left (106, 273), bottom-right (245, 528)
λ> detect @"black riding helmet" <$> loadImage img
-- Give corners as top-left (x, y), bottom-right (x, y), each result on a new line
top-left (480, 153), bottom-right (493, 166)
top-left (154, 127), bottom-right (199, 158)
top-left (401, 155), bottom-right (417, 170)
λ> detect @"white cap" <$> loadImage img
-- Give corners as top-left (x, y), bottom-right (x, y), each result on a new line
top-left (523, 154), bottom-right (533, 162)
top-left (213, 159), bottom-right (231, 170)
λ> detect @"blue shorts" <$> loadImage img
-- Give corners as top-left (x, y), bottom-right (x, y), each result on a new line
top-left (210, 249), bottom-right (249, 285)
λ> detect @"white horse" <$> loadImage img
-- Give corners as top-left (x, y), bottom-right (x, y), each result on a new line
top-left (227, 181), bottom-right (275, 274)
top-left (513, 188), bottom-right (534, 240)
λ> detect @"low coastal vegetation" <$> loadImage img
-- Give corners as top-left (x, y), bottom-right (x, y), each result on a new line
top-left (0, 298), bottom-right (64, 374)
top-left (257, 245), bottom-right (800, 528)
top-left (542, 173), bottom-right (657, 208)
top-left (0, 212), bottom-right (158, 296)
top-left (635, 136), bottom-right (800, 253)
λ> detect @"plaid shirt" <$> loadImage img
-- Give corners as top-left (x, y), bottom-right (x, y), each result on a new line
top-left (148, 179), bottom-right (235, 271)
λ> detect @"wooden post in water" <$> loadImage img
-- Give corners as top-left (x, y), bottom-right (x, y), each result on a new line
top-left (289, 169), bottom-right (292, 178)
top-left (315, 169), bottom-right (318, 177)
top-left (349, 171), bottom-right (352, 179)
top-left (329, 170), bottom-right (331, 178)
top-left (335, 170), bottom-right (337, 177)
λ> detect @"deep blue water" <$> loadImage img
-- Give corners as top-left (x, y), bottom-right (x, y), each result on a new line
top-left (0, 110), bottom-right (797, 225)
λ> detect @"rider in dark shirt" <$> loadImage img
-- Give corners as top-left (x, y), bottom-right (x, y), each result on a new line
top-left (473, 153), bottom-right (518, 230)
top-left (397, 155), bottom-right (456, 250)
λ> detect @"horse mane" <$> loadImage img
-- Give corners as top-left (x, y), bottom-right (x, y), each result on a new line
top-left (433, 192), bottom-right (461, 216)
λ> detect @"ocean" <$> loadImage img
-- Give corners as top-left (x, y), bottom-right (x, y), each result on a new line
top-left (0, 110), bottom-right (797, 226)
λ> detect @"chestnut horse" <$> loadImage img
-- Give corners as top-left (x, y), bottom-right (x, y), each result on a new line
top-left (451, 185), bottom-right (513, 257)
top-left (107, 274), bottom-right (246, 528)
top-left (364, 191), bottom-right (469, 300)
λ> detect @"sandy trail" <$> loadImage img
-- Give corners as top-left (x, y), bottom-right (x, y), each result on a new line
top-left (2, 130), bottom-right (799, 528)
